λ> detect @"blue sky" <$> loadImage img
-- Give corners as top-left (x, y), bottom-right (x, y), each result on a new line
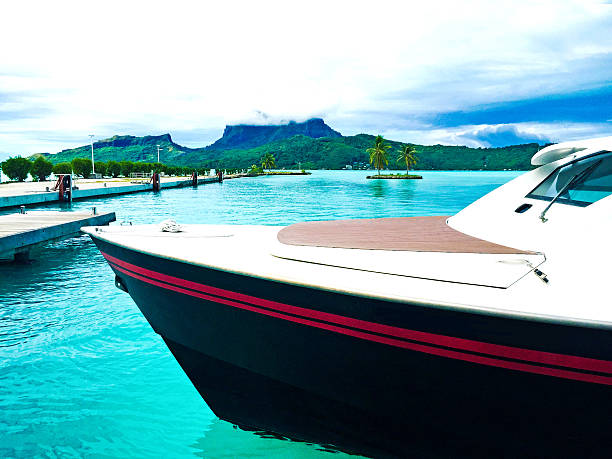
top-left (0, 0), bottom-right (610, 160)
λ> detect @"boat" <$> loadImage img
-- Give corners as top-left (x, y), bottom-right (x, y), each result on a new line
top-left (82, 136), bottom-right (612, 457)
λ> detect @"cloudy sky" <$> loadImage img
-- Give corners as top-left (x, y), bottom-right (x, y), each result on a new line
top-left (1, 0), bottom-right (610, 160)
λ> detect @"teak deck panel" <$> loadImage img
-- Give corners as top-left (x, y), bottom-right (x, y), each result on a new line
top-left (277, 216), bottom-right (534, 254)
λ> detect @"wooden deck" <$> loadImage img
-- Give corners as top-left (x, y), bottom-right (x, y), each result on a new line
top-left (0, 210), bottom-right (116, 261)
top-left (277, 216), bottom-right (533, 254)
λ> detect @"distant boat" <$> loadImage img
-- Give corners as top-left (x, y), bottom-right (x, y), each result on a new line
top-left (83, 136), bottom-right (612, 457)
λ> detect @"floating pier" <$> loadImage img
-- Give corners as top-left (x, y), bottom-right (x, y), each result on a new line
top-left (0, 209), bottom-right (116, 262)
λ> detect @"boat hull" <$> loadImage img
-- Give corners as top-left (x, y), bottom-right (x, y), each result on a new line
top-left (93, 237), bottom-right (612, 457)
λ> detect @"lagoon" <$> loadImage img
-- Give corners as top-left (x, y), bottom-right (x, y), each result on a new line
top-left (0, 170), bottom-right (521, 458)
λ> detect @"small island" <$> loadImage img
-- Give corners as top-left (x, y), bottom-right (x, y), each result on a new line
top-left (366, 135), bottom-right (422, 180)
top-left (265, 171), bottom-right (311, 175)
top-left (366, 174), bottom-right (422, 179)
top-left (247, 153), bottom-right (311, 176)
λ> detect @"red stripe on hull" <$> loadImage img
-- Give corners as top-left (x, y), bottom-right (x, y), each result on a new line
top-left (102, 252), bottom-right (612, 376)
top-left (107, 256), bottom-right (612, 386)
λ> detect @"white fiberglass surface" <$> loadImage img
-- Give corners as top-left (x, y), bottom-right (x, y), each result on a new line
top-left (271, 242), bottom-right (545, 288)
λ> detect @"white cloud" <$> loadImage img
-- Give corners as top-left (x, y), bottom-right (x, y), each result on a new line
top-left (381, 122), bottom-right (612, 148)
top-left (0, 0), bottom-right (610, 158)
top-left (454, 125), bottom-right (551, 147)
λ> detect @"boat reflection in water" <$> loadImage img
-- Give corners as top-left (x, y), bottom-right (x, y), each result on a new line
top-left (191, 419), bottom-right (350, 458)
top-left (84, 137), bottom-right (612, 457)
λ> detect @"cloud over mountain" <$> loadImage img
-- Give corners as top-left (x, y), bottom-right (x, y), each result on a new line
top-left (455, 125), bottom-right (551, 148)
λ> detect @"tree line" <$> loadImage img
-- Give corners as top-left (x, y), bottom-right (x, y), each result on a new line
top-left (0, 156), bottom-right (53, 182)
top-left (54, 159), bottom-right (208, 179)
top-left (2, 143), bottom-right (416, 183)
top-left (0, 156), bottom-right (242, 182)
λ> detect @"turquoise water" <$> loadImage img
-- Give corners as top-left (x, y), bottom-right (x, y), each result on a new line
top-left (0, 170), bottom-right (521, 458)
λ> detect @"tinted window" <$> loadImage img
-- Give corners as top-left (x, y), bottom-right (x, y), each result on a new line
top-left (526, 151), bottom-right (612, 207)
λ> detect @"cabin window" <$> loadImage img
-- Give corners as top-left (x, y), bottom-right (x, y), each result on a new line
top-left (526, 151), bottom-right (612, 207)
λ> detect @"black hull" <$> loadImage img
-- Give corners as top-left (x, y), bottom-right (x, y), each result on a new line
top-left (93, 238), bottom-right (612, 457)
top-left (163, 337), bottom-right (416, 457)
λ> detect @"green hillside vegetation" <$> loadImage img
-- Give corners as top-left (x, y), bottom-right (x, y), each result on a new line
top-left (33, 133), bottom-right (541, 171)
top-left (177, 134), bottom-right (539, 170)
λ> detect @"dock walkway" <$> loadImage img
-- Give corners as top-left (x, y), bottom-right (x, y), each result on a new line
top-left (0, 175), bottom-right (227, 210)
top-left (0, 210), bottom-right (116, 261)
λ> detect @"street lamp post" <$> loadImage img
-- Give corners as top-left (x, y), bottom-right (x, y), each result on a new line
top-left (89, 134), bottom-right (95, 175)
top-left (157, 144), bottom-right (161, 163)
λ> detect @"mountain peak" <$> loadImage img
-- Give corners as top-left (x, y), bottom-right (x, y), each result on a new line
top-left (93, 133), bottom-right (174, 148)
top-left (209, 118), bottom-right (341, 151)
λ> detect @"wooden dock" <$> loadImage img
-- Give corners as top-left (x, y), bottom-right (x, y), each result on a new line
top-left (0, 210), bottom-right (116, 262)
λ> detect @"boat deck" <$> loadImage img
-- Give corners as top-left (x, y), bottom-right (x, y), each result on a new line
top-left (277, 216), bottom-right (534, 254)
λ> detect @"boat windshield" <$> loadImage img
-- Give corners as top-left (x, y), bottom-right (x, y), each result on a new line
top-left (526, 151), bottom-right (612, 207)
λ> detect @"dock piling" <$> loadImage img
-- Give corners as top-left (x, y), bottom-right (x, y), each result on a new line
top-left (152, 173), bottom-right (161, 191)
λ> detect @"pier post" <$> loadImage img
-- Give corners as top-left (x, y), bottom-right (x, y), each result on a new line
top-left (152, 173), bottom-right (161, 191)
top-left (56, 174), bottom-right (72, 202)
top-left (13, 249), bottom-right (30, 263)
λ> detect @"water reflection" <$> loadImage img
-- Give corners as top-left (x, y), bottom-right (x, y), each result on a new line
top-left (0, 236), bottom-right (105, 351)
top-left (395, 181), bottom-right (417, 206)
top-left (368, 178), bottom-right (387, 198)
top-left (190, 418), bottom-right (358, 458)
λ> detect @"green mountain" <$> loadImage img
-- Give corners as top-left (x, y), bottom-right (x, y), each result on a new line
top-left (35, 120), bottom-right (541, 170)
top-left (41, 133), bottom-right (193, 164)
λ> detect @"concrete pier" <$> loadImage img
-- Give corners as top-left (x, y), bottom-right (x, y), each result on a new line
top-left (0, 175), bottom-right (225, 210)
top-left (0, 210), bottom-right (116, 261)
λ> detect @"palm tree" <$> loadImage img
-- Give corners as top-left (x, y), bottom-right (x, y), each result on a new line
top-left (261, 153), bottom-right (276, 172)
top-left (397, 145), bottom-right (418, 175)
top-left (367, 135), bottom-right (390, 175)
